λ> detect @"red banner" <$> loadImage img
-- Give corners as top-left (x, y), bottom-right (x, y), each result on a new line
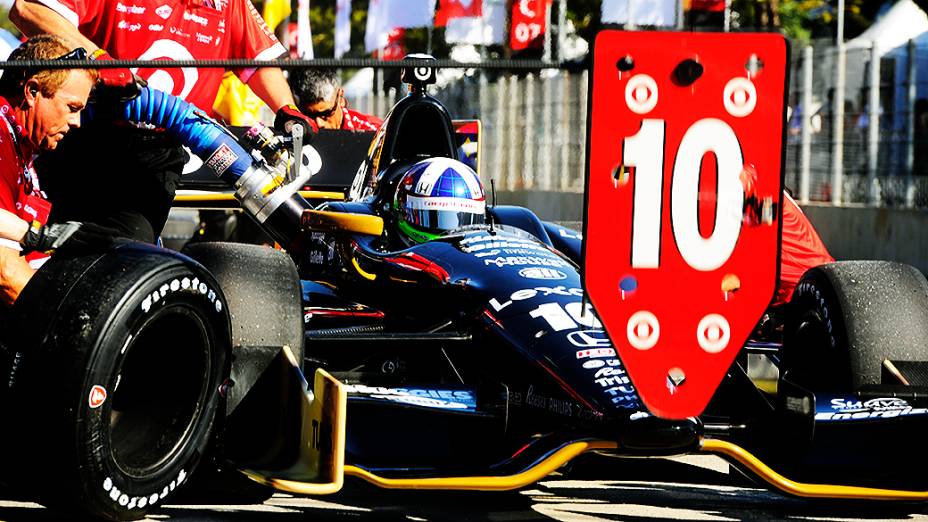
top-left (690, 0), bottom-right (726, 12)
top-left (381, 28), bottom-right (406, 61)
top-left (510, 0), bottom-right (548, 51)
top-left (435, 0), bottom-right (483, 27)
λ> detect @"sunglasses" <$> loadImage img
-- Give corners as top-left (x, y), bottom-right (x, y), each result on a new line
top-left (55, 47), bottom-right (89, 61)
top-left (301, 89), bottom-right (343, 120)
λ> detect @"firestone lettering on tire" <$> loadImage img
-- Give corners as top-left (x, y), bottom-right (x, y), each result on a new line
top-left (141, 276), bottom-right (224, 314)
top-left (102, 469), bottom-right (187, 510)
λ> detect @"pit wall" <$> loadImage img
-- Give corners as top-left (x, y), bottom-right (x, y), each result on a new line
top-left (497, 192), bottom-right (928, 274)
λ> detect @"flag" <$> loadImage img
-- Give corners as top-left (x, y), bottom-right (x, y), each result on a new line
top-left (445, 0), bottom-right (504, 45)
top-left (435, 0), bottom-right (482, 27)
top-left (296, 0), bottom-right (313, 58)
top-left (690, 0), bottom-right (725, 12)
top-left (602, 0), bottom-right (676, 26)
top-left (262, 0), bottom-right (291, 31)
top-left (510, 0), bottom-right (548, 51)
top-left (365, 0), bottom-right (436, 52)
top-left (335, 0), bottom-right (351, 58)
top-left (382, 28), bottom-right (406, 60)
top-left (213, 72), bottom-right (265, 126)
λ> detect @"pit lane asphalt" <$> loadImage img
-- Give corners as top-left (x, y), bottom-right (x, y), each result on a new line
top-left (2, 455), bottom-right (927, 521)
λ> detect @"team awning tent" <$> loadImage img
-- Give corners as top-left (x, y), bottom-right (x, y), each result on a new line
top-left (847, 0), bottom-right (928, 55)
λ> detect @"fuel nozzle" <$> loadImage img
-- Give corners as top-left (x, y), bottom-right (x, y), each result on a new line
top-left (242, 123), bottom-right (287, 165)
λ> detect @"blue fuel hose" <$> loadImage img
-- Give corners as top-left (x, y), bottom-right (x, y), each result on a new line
top-left (119, 86), bottom-right (254, 185)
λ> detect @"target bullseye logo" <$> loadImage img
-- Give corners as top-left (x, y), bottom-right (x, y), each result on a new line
top-left (697, 313), bottom-right (731, 353)
top-left (414, 67), bottom-right (432, 81)
top-left (723, 77), bottom-right (757, 117)
top-left (627, 310), bottom-right (659, 350)
top-left (625, 74), bottom-right (658, 115)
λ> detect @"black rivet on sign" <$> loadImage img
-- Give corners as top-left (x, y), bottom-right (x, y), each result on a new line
top-left (673, 58), bottom-right (703, 86)
top-left (616, 55), bottom-right (634, 72)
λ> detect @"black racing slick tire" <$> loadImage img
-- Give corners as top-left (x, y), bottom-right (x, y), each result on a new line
top-left (783, 261), bottom-right (928, 392)
top-left (0, 243), bottom-right (230, 521)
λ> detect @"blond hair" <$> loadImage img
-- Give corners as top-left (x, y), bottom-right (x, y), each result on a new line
top-left (0, 34), bottom-right (98, 100)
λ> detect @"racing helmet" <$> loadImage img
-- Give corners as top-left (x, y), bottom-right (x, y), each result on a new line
top-left (394, 157), bottom-right (486, 245)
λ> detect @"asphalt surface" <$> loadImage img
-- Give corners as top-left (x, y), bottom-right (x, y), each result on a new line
top-left (2, 455), bottom-right (928, 521)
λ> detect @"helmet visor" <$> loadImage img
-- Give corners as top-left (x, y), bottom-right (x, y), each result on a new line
top-left (403, 195), bottom-right (485, 234)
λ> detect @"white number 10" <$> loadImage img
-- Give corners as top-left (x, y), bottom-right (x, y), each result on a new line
top-left (624, 118), bottom-right (745, 272)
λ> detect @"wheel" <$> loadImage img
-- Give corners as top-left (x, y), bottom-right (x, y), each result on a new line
top-left (783, 261), bottom-right (928, 391)
top-left (179, 242), bottom-right (304, 504)
top-left (0, 243), bottom-right (230, 521)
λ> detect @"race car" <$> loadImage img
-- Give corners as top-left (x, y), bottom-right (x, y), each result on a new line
top-left (2, 34), bottom-right (928, 522)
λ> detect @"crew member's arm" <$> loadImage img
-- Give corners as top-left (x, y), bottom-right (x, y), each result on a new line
top-left (247, 68), bottom-right (297, 112)
top-left (9, 0), bottom-right (99, 52)
top-left (0, 208), bottom-right (34, 306)
top-left (0, 248), bottom-right (34, 306)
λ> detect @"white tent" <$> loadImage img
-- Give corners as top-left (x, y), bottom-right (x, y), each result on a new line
top-left (848, 0), bottom-right (928, 55)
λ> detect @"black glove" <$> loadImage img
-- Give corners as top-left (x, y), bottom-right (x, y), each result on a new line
top-left (20, 221), bottom-right (119, 255)
top-left (90, 49), bottom-right (147, 103)
top-left (274, 104), bottom-right (318, 136)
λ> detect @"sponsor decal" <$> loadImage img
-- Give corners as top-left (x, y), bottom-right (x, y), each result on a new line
top-left (117, 20), bottom-right (142, 32)
top-left (218, 19), bottom-right (226, 33)
top-left (183, 11), bottom-right (208, 26)
top-left (148, 23), bottom-right (164, 31)
top-left (141, 276), bottom-right (223, 314)
top-left (575, 347), bottom-right (616, 359)
top-left (344, 385), bottom-right (476, 411)
top-left (816, 397), bottom-right (928, 421)
top-left (519, 267), bottom-right (567, 280)
top-left (489, 285), bottom-right (583, 312)
top-left (88, 385), bottom-right (107, 408)
top-left (116, 2), bottom-right (146, 13)
top-left (484, 255), bottom-right (570, 268)
top-left (155, 4), bottom-right (172, 19)
top-left (567, 329), bottom-right (612, 349)
top-left (582, 357), bottom-right (623, 370)
top-left (103, 469), bottom-right (186, 510)
top-left (558, 228), bottom-right (582, 240)
top-left (524, 385), bottom-right (573, 416)
top-left (204, 143), bottom-right (238, 177)
top-left (195, 33), bottom-right (213, 44)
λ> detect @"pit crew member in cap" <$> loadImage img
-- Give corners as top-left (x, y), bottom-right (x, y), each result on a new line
top-left (10, 0), bottom-right (317, 243)
top-left (289, 67), bottom-right (383, 131)
top-left (0, 35), bottom-right (99, 305)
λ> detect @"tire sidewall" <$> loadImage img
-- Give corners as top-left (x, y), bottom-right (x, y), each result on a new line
top-left (77, 264), bottom-right (229, 518)
top-left (3, 249), bottom-right (231, 520)
top-left (784, 268), bottom-right (852, 391)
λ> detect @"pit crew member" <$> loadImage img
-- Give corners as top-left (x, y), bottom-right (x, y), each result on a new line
top-left (0, 35), bottom-right (96, 305)
top-left (289, 67), bottom-right (383, 131)
top-left (10, 0), bottom-right (317, 243)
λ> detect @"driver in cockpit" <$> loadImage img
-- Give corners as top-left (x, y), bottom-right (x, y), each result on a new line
top-left (391, 157), bottom-right (486, 248)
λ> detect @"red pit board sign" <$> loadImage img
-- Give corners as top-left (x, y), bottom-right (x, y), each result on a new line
top-left (584, 31), bottom-right (787, 419)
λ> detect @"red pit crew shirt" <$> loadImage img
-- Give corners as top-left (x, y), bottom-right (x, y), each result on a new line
top-left (38, 0), bottom-right (287, 112)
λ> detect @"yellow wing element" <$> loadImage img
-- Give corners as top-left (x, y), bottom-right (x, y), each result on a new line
top-left (344, 440), bottom-right (618, 490)
top-left (173, 191), bottom-right (344, 208)
top-left (301, 210), bottom-right (384, 236)
top-left (701, 438), bottom-right (928, 500)
top-left (241, 367), bottom-right (347, 495)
